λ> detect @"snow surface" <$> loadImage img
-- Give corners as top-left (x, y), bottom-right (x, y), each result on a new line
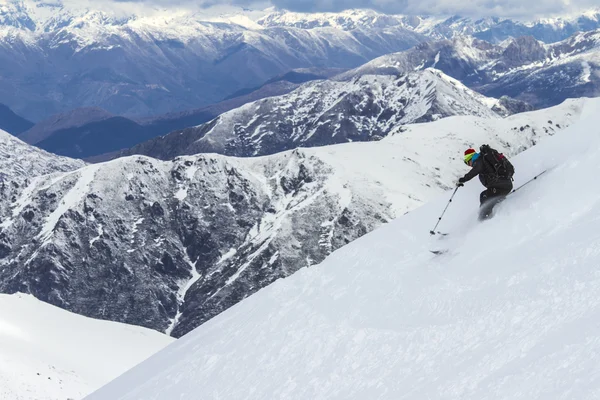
top-left (87, 98), bottom-right (600, 400)
top-left (0, 293), bottom-right (173, 400)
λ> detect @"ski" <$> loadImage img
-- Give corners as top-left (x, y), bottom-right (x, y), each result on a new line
top-left (430, 249), bottom-right (448, 255)
top-left (430, 231), bottom-right (450, 237)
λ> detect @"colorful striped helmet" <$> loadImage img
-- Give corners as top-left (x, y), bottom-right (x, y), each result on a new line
top-left (464, 148), bottom-right (476, 165)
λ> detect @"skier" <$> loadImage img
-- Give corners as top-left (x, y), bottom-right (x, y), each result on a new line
top-left (457, 145), bottom-right (514, 220)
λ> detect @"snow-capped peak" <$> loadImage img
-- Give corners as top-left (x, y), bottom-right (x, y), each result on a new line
top-left (257, 8), bottom-right (414, 31)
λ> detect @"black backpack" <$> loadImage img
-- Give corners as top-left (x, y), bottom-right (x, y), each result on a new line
top-left (480, 144), bottom-right (515, 180)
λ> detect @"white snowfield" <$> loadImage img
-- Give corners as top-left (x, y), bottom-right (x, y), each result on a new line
top-left (86, 98), bottom-right (600, 400)
top-left (0, 293), bottom-right (173, 400)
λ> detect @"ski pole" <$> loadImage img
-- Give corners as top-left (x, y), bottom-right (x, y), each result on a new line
top-left (430, 186), bottom-right (460, 235)
top-left (510, 169), bottom-right (548, 194)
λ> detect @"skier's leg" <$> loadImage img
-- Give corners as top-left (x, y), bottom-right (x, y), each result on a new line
top-left (479, 188), bottom-right (495, 220)
top-left (480, 189), bottom-right (490, 205)
top-left (479, 181), bottom-right (512, 220)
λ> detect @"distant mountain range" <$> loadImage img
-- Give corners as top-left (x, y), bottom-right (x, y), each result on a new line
top-left (0, 1), bottom-right (599, 122)
top-left (344, 30), bottom-right (600, 108)
top-left (0, 2), bottom-right (425, 122)
top-left (17, 27), bottom-right (598, 161)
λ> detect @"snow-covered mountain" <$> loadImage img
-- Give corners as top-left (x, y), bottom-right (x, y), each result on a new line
top-left (109, 28), bottom-right (598, 163)
top-left (257, 9), bottom-right (423, 31)
top-left (474, 10), bottom-right (600, 43)
top-left (0, 1), bottom-right (425, 121)
top-left (87, 98), bottom-right (600, 400)
top-left (0, 99), bottom-right (587, 338)
top-left (118, 69), bottom-right (505, 161)
top-left (481, 31), bottom-right (600, 106)
top-left (0, 293), bottom-right (173, 400)
top-left (344, 31), bottom-right (600, 108)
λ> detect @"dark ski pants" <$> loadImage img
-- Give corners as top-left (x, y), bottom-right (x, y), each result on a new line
top-left (480, 180), bottom-right (513, 205)
top-left (479, 180), bottom-right (513, 220)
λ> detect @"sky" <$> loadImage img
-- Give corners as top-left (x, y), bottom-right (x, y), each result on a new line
top-left (114, 0), bottom-right (600, 19)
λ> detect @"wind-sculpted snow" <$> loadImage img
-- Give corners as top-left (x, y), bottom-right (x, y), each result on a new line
top-left (120, 69), bottom-right (502, 160)
top-left (343, 31), bottom-right (600, 109)
top-left (0, 99), bottom-right (587, 338)
top-left (88, 98), bottom-right (600, 400)
top-left (0, 293), bottom-right (173, 400)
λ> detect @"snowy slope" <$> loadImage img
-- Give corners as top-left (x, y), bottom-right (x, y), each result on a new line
top-left (0, 99), bottom-right (587, 339)
top-left (120, 68), bottom-right (502, 160)
top-left (0, 293), bottom-right (173, 400)
top-left (87, 98), bottom-right (600, 399)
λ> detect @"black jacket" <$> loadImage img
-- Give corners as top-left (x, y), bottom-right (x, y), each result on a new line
top-left (462, 156), bottom-right (510, 188)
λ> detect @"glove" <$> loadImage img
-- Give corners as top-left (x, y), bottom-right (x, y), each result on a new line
top-left (457, 178), bottom-right (465, 187)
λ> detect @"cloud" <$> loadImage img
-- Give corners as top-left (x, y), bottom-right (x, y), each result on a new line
top-left (266, 0), bottom-right (599, 18)
top-left (108, 0), bottom-right (599, 19)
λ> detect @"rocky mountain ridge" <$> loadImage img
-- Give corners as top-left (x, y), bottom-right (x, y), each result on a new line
top-left (118, 68), bottom-right (504, 161)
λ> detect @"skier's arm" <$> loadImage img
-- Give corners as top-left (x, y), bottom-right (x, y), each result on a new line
top-left (460, 161), bottom-right (483, 182)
